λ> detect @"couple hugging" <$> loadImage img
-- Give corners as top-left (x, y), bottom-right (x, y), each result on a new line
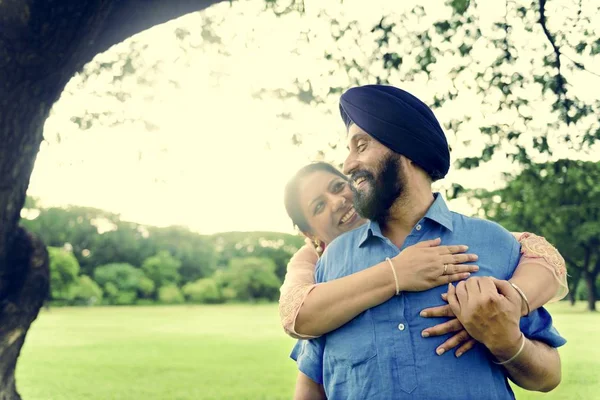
top-left (277, 85), bottom-right (567, 399)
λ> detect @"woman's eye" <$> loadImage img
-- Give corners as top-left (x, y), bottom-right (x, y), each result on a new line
top-left (314, 202), bottom-right (324, 214)
top-left (333, 181), bottom-right (346, 192)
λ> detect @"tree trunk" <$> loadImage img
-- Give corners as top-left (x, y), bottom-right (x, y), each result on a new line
top-left (0, 1), bottom-right (224, 397)
top-left (567, 290), bottom-right (576, 306)
top-left (0, 68), bottom-right (59, 400)
top-left (0, 228), bottom-right (49, 400)
top-left (584, 259), bottom-right (600, 312)
top-left (566, 267), bottom-right (581, 306)
top-left (584, 271), bottom-right (597, 312)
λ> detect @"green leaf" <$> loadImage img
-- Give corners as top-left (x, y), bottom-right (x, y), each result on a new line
top-left (434, 21), bottom-right (452, 35)
top-left (382, 52), bottom-right (403, 70)
top-left (447, 0), bottom-right (470, 15)
top-left (575, 41), bottom-right (588, 54)
top-left (455, 157), bottom-right (481, 169)
top-left (590, 38), bottom-right (600, 55)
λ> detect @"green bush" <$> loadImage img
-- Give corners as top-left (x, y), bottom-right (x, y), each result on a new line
top-left (94, 263), bottom-right (145, 291)
top-left (114, 291), bottom-right (138, 305)
top-left (103, 282), bottom-right (119, 305)
top-left (69, 275), bottom-right (103, 306)
top-left (94, 263), bottom-right (153, 304)
top-left (137, 276), bottom-right (156, 298)
top-left (158, 285), bottom-right (185, 304)
top-left (221, 287), bottom-right (237, 302)
top-left (142, 251), bottom-right (182, 288)
top-left (48, 246), bottom-right (80, 301)
top-left (48, 300), bottom-right (71, 307)
top-left (217, 257), bottom-right (281, 302)
top-left (183, 279), bottom-right (223, 303)
top-left (136, 299), bottom-right (156, 306)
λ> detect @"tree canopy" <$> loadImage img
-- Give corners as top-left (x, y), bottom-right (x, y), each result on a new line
top-left (473, 159), bottom-right (600, 310)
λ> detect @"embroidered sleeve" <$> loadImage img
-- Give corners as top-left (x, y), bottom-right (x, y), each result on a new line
top-left (513, 232), bottom-right (569, 303)
top-left (278, 240), bottom-right (320, 339)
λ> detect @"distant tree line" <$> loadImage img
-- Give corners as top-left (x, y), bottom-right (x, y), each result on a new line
top-left (22, 198), bottom-right (303, 306)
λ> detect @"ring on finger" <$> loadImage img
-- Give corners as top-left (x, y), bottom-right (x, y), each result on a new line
top-left (443, 264), bottom-right (449, 275)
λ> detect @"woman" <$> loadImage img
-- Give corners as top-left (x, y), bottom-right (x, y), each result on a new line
top-left (279, 162), bottom-right (568, 398)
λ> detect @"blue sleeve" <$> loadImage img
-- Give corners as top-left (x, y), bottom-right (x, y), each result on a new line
top-left (314, 256), bottom-right (325, 284)
top-left (289, 339), bottom-right (325, 384)
top-left (506, 236), bottom-right (521, 280)
top-left (520, 307), bottom-right (567, 348)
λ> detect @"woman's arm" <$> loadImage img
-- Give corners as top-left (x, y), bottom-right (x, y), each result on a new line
top-left (293, 259), bottom-right (397, 337)
top-left (509, 232), bottom-right (568, 313)
top-left (279, 238), bottom-right (478, 338)
top-left (294, 372), bottom-right (326, 400)
top-left (278, 240), bottom-right (321, 339)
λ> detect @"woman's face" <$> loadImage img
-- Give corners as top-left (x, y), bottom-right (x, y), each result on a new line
top-left (297, 170), bottom-right (366, 244)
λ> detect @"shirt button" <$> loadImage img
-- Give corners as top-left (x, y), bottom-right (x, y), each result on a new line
top-left (398, 323), bottom-right (405, 331)
top-left (416, 224), bottom-right (422, 231)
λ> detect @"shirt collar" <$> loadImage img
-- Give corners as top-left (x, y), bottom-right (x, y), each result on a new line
top-left (357, 193), bottom-right (453, 247)
top-left (424, 193), bottom-right (454, 232)
top-left (358, 220), bottom-right (382, 247)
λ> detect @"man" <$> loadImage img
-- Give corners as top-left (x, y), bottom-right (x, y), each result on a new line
top-left (292, 85), bottom-right (565, 399)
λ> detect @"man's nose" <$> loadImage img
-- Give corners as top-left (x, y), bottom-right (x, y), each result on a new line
top-left (343, 153), bottom-right (358, 176)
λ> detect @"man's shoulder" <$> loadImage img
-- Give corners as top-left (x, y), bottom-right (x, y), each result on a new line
top-left (450, 212), bottom-right (518, 245)
top-left (323, 223), bottom-right (367, 256)
top-left (316, 224), bottom-right (368, 281)
top-left (449, 212), bottom-right (521, 278)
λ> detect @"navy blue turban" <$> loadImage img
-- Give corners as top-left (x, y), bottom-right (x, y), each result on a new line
top-left (339, 85), bottom-right (450, 181)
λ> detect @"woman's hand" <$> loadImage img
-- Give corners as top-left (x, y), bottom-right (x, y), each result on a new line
top-left (420, 292), bottom-right (478, 357)
top-left (393, 238), bottom-right (479, 292)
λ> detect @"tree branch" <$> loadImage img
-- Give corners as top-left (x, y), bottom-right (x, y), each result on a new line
top-left (562, 53), bottom-right (600, 78)
top-left (503, 0), bottom-right (511, 61)
top-left (0, 0), bottom-right (229, 92)
top-left (538, 0), bottom-right (571, 124)
top-left (538, 0), bottom-right (562, 67)
top-left (84, 0), bottom-right (229, 67)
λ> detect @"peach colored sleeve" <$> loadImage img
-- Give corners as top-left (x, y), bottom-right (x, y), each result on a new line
top-left (511, 232), bottom-right (569, 303)
top-left (278, 238), bottom-right (320, 339)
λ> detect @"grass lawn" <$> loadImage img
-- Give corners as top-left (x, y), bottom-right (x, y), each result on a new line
top-left (16, 302), bottom-right (598, 399)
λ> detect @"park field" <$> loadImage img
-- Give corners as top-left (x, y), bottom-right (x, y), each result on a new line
top-left (16, 302), bottom-right (598, 400)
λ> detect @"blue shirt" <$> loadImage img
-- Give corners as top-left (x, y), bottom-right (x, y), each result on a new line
top-left (291, 194), bottom-right (565, 400)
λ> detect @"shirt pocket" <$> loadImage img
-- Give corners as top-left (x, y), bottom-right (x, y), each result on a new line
top-left (325, 310), bottom-right (376, 364)
top-left (323, 310), bottom-right (378, 399)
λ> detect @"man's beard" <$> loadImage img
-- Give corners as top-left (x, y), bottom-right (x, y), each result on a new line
top-left (351, 154), bottom-right (405, 223)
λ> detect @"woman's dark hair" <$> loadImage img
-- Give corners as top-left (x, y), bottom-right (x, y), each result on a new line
top-left (284, 162), bottom-right (348, 233)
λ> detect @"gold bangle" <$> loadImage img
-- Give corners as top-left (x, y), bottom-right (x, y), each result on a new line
top-left (493, 332), bottom-right (526, 365)
top-left (385, 257), bottom-right (401, 296)
top-left (510, 282), bottom-right (531, 316)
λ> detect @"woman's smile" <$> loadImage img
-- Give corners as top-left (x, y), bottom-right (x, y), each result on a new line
top-left (339, 207), bottom-right (358, 227)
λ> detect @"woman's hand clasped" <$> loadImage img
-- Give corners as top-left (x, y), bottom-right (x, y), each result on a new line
top-left (420, 292), bottom-right (478, 358)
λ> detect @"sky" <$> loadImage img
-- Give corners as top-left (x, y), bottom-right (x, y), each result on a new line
top-left (26, 0), bottom-right (599, 235)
